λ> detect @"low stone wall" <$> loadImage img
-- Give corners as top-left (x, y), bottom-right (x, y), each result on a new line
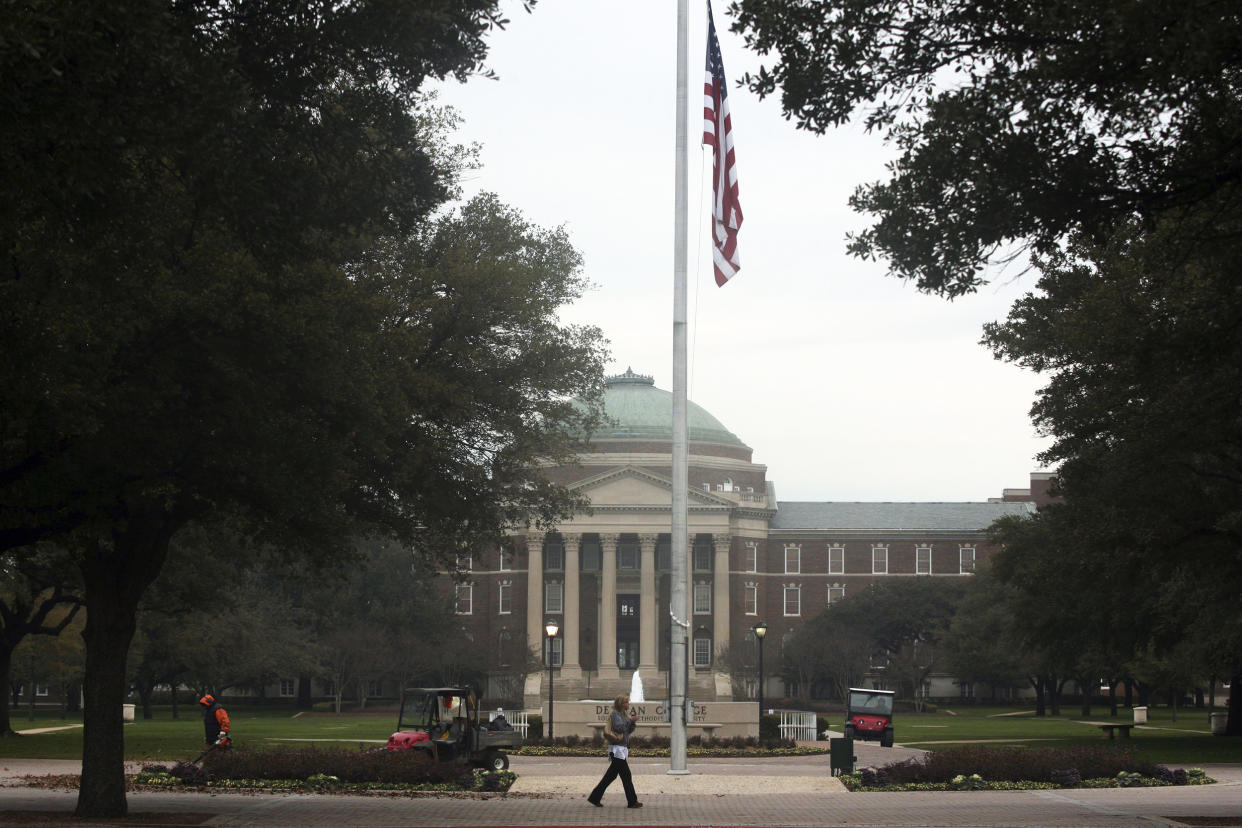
top-left (547, 700), bottom-right (757, 740)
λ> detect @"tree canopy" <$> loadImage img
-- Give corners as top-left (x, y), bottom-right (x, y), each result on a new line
top-left (982, 214), bottom-right (1242, 732)
top-left (728, 0), bottom-right (1242, 296)
top-left (1, 0), bottom-right (601, 816)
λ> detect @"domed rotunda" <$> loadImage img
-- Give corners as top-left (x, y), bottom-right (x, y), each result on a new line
top-left (455, 368), bottom-right (1043, 711)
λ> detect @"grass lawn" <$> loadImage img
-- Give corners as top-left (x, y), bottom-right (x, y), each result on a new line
top-left (894, 705), bottom-right (1241, 765)
top-left (2, 703), bottom-right (1237, 768)
top-left (1, 705), bottom-right (399, 762)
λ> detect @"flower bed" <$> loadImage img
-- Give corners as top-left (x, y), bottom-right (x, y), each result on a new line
top-left (515, 734), bottom-right (828, 758)
top-left (133, 747), bottom-right (515, 793)
top-left (840, 746), bottom-right (1214, 791)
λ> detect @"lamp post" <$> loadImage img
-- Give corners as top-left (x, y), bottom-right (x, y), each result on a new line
top-left (545, 619), bottom-right (560, 741)
top-left (753, 621), bottom-right (767, 734)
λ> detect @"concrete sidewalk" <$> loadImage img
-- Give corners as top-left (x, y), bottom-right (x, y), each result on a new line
top-left (0, 754), bottom-right (1239, 827)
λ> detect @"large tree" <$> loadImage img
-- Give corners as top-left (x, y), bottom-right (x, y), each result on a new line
top-left (983, 216), bottom-right (1242, 734)
top-left (1, 1), bottom-right (611, 816)
top-left (728, 0), bottom-right (1242, 297)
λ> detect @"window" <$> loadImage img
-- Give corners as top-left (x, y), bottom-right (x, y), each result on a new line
top-left (784, 544), bottom-right (800, 574)
top-left (455, 554), bottom-right (471, 572)
top-left (618, 539), bottom-right (638, 570)
top-left (279, 679), bottom-right (295, 697)
top-left (744, 583), bottom-right (757, 615)
top-left (36, 684), bottom-right (49, 697)
top-left (960, 546), bottom-right (976, 574)
top-left (544, 541), bottom-right (564, 571)
top-left (827, 585), bottom-right (845, 605)
top-left (828, 545), bottom-right (844, 574)
top-left (872, 545), bottom-right (888, 574)
top-left (745, 542), bottom-right (758, 572)
top-left (498, 550), bottom-right (511, 571)
top-left (367, 680), bottom-right (382, 698)
top-left (455, 583), bottom-right (473, 614)
top-left (546, 637), bottom-right (563, 667)
top-left (498, 581), bottom-right (512, 614)
top-left (657, 537), bottom-right (670, 570)
top-left (694, 582), bottom-right (711, 613)
top-left (693, 539), bottom-right (711, 571)
top-left (693, 636), bottom-right (712, 667)
top-left (783, 584), bottom-right (801, 616)
top-left (916, 546), bottom-right (932, 575)
top-left (582, 540), bottom-right (601, 571)
top-left (498, 630), bottom-right (512, 667)
top-left (545, 580), bottom-right (563, 614)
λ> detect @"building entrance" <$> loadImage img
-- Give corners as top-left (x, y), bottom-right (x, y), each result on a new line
top-left (617, 594), bottom-right (639, 670)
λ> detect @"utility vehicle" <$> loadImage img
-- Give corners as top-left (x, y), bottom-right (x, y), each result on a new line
top-left (385, 686), bottom-right (521, 770)
top-left (844, 687), bottom-right (895, 747)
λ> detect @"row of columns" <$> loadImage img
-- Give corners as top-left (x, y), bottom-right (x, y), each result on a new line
top-left (525, 532), bottom-right (732, 677)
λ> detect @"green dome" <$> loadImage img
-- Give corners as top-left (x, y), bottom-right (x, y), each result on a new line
top-left (592, 368), bottom-right (746, 447)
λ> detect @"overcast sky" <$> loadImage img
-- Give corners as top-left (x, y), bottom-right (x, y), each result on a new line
top-left (431, 0), bottom-right (1051, 502)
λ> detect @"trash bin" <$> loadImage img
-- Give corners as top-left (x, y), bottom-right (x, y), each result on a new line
top-left (1133, 706), bottom-right (1147, 724)
top-left (829, 736), bottom-right (856, 776)
top-left (122, 704), bottom-right (135, 723)
top-left (1210, 712), bottom-right (1228, 736)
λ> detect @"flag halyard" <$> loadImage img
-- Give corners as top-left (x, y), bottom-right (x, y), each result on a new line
top-left (703, 0), bottom-right (742, 286)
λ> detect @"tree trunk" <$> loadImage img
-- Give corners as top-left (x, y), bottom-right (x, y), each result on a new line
top-left (0, 647), bottom-right (15, 736)
top-left (1227, 671), bottom-right (1242, 736)
top-left (297, 674), bottom-right (313, 711)
top-left (1079, 675), bottom-right (1092, 718)
top-left (75, 522), bottom-right (173, 819)
top-left (1124, 678), bottom-right (1133, 708)
top-left (27, 680), bottom-right (36, 721)
top-left (137, 681), bottom-right (154, 720)
top-left (1030, 675), bottom-right (1046, 717)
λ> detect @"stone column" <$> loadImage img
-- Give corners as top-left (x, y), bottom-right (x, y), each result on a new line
top-left (526, 534), bottom-right (544, 657)
top-left (639, 534), bottom-right (658, 672)
top-left (562, 534), bottom-right (581, 677)
top-left (712, 534), bottom-right (731, 664)
top-left (598, 533), bottom-right (619, 678)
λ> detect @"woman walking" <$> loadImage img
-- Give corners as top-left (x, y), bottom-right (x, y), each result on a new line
top-left (587, 695), bottom-right (642, 808)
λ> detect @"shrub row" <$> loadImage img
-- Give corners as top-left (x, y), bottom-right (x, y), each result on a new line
top-left (520, 734), bottom-right (795, 750)
top-left (206, 747), bottom-right (472, 785)
top-left (878, 745), bottom-right (1163, 784)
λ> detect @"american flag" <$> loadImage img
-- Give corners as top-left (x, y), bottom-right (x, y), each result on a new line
top-left (703, 0), bottom-right (742, 286)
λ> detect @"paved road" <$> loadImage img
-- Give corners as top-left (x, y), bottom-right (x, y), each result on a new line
top-left (1, 753), bottom-right (1239, 827)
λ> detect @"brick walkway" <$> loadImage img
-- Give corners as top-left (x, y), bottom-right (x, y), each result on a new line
top-left (0, 755), bottom-right (1239, 827)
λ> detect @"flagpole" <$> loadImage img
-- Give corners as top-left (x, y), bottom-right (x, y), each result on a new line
top-left (669, 0), bottom-right (691, 776)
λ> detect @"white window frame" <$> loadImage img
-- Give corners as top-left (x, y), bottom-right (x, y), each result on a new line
top-left (744, 583), bottom-right (757, 615)
top-left (745, 542), bottom-right (758, 573)
top-left (693, 582), bottom-right (712, 614)
top-left (916, 545), bottom-right (932, 575)
top-left (960, 546), bottom-right (976, 574)
top-left (456, 554), bottom-right (472, 572)
top-left (872, 545), bottom-right (888, 574)
top-left (546, 637), bottom-right (563, 667)
top-left (827, 585), bottom-right (845, 605)
top-left (544, 542), bottom-right (564, 571)
top-left (279, 678), bottom-right (295, 697)
top-left (783, 584), bottom-right (801, 616)
top-left (693, 542), bottom-right (711, 571)
top-left (455, 583), bottom-right (473, 615)
top-left (544, 580), bottom-right (563, 614)
top-left (36, 684), bottom-right (49, 697)
top-left (784, 544), bottom-right (800, 574)
top-left (498, 581), bottom-right (512, 614)
top-left (828, 545), bottom-right (844, 574)
top-left (498, 550), bottom-right (511, 571)
top-left (693, 636), bottom-right (712, 667)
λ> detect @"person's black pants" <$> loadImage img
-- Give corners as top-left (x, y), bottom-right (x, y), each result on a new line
top-left (589, 755), bottom-right (637, 805)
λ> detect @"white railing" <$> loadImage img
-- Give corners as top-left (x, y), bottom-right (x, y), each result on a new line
top-left (776, 709), bottom-right (817, 742)
top-left (489, 709), bottom-right (530, 738)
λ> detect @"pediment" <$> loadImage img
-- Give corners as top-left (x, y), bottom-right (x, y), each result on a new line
top-left (570, 465), bottom-right (732, 508)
